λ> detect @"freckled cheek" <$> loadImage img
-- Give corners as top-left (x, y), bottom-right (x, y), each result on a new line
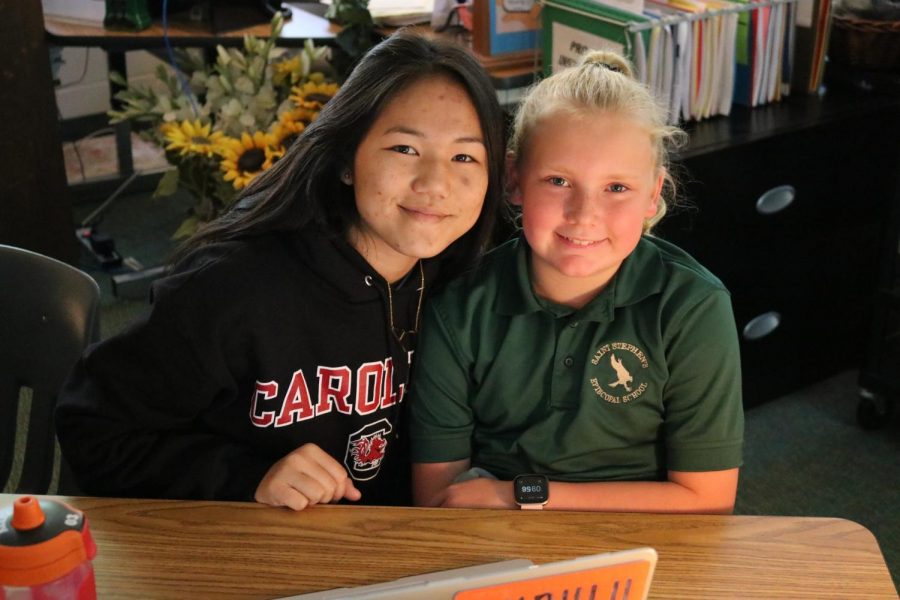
top-left (461, 163), bottom-right (488, 186)
top-left (468, 177), bottom-right (489, 215)
top-left (359, 174), bottom-right (386, 199)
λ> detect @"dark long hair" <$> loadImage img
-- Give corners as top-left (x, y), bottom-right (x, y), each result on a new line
top-left (174, 30), bottom-right (505, 280)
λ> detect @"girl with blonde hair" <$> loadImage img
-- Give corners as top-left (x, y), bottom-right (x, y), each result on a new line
top-left (410, 50), bottom-right (744, 514)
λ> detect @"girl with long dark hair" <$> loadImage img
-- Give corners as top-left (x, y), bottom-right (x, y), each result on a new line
top-left (56, 30), bottom-right (506, 510)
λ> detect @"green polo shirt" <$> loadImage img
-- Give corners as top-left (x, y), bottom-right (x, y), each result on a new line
top-left (410, 235), bottom-right (743, 482)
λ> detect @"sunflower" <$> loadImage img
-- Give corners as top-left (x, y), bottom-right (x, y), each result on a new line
top-left (272, 56), bottom-right (305, 87)
top-left (162, 120), bottom-right (224, 158)
top-left (271, 119), bottom-right (306, 152)
top-left (279, 106), bottom-right (319, 127)
top-left (265, 144), bottom-right (286, 166)
top-left (290, 80), bottom-right (340, 110)
top-left (219, 131), bottom-right (278, 190)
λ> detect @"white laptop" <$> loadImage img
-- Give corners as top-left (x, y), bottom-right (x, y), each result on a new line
top-left (278, 546), bottom-right (657, 600)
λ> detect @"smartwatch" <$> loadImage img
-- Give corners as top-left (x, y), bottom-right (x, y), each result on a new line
top-left (514, 474), bottom-right (549, 510)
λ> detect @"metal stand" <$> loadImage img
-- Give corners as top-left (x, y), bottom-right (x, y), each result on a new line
top-left (75, 170), bottom-right (141, 269)
top-left (75, 167), bottom-right (168, 298)
top-left (71, 48), bottom-right (166, 298)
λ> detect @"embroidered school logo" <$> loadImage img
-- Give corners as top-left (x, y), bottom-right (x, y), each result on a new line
top-left (344, 419), bottom-right (393, 481)
top-left (589, 342), bottom-right (649, 404)
top-left (609, 354), bottom-right (633, 391)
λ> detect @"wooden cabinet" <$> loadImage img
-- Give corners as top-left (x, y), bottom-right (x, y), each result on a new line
top-left (655, 90), bottom-right (900, 407)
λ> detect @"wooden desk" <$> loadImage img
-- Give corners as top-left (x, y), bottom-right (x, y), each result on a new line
top-left (1, 495), bottom-right (895, 599)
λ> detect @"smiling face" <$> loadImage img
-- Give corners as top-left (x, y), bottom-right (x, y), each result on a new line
top-left (347, 74), bottom-right (489, 282)
top-left (511, 109), bottom-right (664, 308)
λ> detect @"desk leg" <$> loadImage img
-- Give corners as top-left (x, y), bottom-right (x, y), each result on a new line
top-left (107, 50), bottom-right (134, 176)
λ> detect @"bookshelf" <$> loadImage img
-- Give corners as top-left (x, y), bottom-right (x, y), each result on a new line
top-left (541, 0), bottom-right (805, 122)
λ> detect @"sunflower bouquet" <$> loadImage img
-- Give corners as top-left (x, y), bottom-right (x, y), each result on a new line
top-left (108, 13), bottom-right (340, 238)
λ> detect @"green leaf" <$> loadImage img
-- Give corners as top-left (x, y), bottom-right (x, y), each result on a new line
top-left (327, 0), bottom-right (373, 26)
top-left (172, 216), bottom-right (201, 240)
top-left (109, 71), bottom-right (129, 86)
top-left (153, 169), bottom-right (180, 198)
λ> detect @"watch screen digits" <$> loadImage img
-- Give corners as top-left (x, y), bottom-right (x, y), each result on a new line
top-left (514, 474), bottom-right (549, 507)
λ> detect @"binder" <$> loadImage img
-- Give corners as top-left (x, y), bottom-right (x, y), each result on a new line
top-left (792, 0), bottom-right (833, 93)
top-left (541, 0), bottom-right (652, 74)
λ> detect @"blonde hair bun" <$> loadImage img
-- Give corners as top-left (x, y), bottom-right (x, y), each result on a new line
top-left (580, 50), bottom-right (635, 80)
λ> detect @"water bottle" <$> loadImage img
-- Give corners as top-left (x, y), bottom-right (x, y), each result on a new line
top-left (0, 496), bottom-right (97, 600)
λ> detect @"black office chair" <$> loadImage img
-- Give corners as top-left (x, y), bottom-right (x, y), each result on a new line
top-left (0, 244), bottom-right (101, 494)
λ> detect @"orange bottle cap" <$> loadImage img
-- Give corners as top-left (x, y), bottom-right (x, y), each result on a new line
top-left (11, 496), bottom-right (46, 531)
top-left (0, 496), bottom-right (96, 587)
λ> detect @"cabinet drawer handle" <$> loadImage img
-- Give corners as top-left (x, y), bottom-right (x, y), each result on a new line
top-left (742, 311), bottom-right (782, 340)
top-left (756, 185), bottom-right (795, 215)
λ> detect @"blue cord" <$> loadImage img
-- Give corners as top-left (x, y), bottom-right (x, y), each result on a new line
top-left (162, 0), bottom-right (201, 117)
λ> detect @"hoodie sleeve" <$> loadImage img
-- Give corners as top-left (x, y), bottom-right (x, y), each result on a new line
top-left (55, 250), bottom-right (273, 501)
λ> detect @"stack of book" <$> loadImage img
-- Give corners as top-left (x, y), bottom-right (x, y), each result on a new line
top-left (540, 0), bottom-right (831, 122)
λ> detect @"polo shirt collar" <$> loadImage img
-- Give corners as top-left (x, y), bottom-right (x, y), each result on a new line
top-left (495, 235), bottom-right (667, 321)
top-left (495, 236), bottom-right (543, 315)
top-left (612, 236), bottom-right (668, 308)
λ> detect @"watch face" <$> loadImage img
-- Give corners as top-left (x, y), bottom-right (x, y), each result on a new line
top-left (514, 474), bottom-right (549, 504)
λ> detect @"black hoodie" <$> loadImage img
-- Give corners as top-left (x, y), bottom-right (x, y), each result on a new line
top-left (55, 228), bottom-right (434, 505)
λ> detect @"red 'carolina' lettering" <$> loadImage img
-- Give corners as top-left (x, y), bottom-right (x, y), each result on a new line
top-left (316, 366), bottom-right (352, 415)
top-left (381, 357), bottom-right (397, 408)
top-left (355, 361), bottom-right (383, 416)
top-left (250, 381), bottom-right (278, 427)
top-left (250, 358), bottom-right (407, 428)
top-left (275, 369), bottom-right (314, 426)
